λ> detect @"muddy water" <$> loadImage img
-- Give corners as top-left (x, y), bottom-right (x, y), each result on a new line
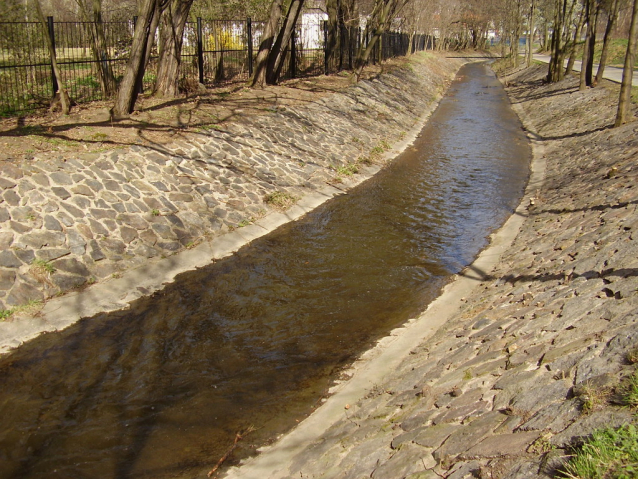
top-left (0, 62), bottom-right (530, 479)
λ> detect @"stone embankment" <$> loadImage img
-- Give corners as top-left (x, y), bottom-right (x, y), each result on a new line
top-left (0, 54), bottom-right (460, 315)
top-left (223, 66), bottom-right (638, 478)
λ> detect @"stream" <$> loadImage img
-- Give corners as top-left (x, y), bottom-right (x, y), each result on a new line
top-left (0, 61), bottom-right (531, 479)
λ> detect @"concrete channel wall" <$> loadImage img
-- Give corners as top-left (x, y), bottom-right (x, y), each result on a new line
top-left (0, 53), bottom-right (468, 352)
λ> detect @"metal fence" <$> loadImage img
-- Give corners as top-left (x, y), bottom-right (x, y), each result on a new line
top-left (0, 16), bottom-right (433, 117)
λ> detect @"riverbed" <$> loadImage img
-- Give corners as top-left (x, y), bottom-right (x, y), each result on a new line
top-left (0, 61), bottom-right (530, 479)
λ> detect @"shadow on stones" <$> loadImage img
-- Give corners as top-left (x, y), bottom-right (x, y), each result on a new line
top-left (459, 264), bottom-right (638, 286)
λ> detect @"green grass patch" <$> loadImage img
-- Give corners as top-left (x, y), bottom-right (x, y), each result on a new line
top-left (335, 163), bottom-right (359, 177)
top-left (561, 423), bottom-right (638, 479)
top-left (620, 369), bottom-right (638, 408)
top-left (572, 39), bottom-right (636, 68)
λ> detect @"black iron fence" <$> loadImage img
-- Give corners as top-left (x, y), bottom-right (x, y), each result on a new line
top-left (0, 16), bottom-right (433, 117)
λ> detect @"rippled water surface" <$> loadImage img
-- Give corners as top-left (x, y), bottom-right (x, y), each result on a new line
top-left (0, 62), bottom-right (530, 478)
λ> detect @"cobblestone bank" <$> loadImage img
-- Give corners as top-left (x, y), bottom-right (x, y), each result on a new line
top-left (0, 54), bottom-right (461, 311)
top-left (224, 66), bottom-right (638, 478)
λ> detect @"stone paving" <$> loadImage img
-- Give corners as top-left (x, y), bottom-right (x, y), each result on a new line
top-left (223, 65), bottom-right (638, 478)
top-left (0, 54), bottom-right (459, 312)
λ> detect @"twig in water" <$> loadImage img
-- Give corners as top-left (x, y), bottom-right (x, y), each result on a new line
top-left (207, 425), bottom-right (256, 477)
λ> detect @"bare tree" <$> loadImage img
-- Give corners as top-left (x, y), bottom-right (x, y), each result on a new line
top-left (547, 0), bottom-right (581, 82)
top-left (579, 0), bottom-right (600, 89)
top-left (251, 0), bottom-right (284, 87)
top-left (75, 0), bottom-right (116, 97)
top-left (266, 0), bottom-right (305, 83)
top-left (614, 0), bottom-right (638, 126)
top-left (111, 0), bottom-right (167, 118)
top-left (527, 0), bottom-right (537, 66)
top-left (353, 0), bottom-right (410, 79)
top-left (594, 0), bottom-right (620, 84)
top-left (153, 0), bottom-right (194, 97)
top-left (31, 0), bottom-right (72, 114)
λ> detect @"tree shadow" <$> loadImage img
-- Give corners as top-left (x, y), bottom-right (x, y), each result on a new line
top-left (459, 263), bottom-right (638, 285)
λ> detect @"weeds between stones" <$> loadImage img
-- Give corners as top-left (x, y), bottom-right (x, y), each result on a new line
top-left (264, 191), bottom-right (299, 211)
top-left (29, 259), bottom-right (55, 285)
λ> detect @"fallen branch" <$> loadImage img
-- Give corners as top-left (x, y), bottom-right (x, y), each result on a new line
top-left (208, 425), bottom-right (256, 477)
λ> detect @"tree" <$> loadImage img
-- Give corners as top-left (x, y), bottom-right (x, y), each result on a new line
top-left (579, 0), bottom-right (600, 89)
top-left (153, 0), bottom-right (194, 97)
top-left (75, 0), bottom-right (116, 97)
top-left (353, 0), bottom-right (410, 79)
top-left (547, 0), bottom-right (581, 82)
top-left (527, 0), bottom-right (537, 66)
top-left (266, 0), bottom-right (304, 84)
top-left (250, 0), bottom-right (283, 87)
top-left (614, 0), bottom-right (638, 126)
top-left (31, 0), bottom-right (72, 114)
top-left (594, 0), bottom-right (620, 85)
top-left (111, 0), bottom-right (167, 118)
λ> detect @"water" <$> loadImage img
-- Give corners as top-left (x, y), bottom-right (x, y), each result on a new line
top-left (0, 62), bottom-right (530, 479)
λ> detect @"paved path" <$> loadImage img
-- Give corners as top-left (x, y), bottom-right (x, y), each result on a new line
top-left (533, 53), bottom-right (637, 86)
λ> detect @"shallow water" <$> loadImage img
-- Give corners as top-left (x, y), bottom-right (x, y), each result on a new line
top-left (0, 62), bottom-right (530, 479)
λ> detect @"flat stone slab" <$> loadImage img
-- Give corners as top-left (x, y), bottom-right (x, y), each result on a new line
top-left (461, 431), bottom-right (541, 459)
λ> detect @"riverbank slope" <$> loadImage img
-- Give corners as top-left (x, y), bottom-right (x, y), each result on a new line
top-left (222, 65), bottom-right (638, 478)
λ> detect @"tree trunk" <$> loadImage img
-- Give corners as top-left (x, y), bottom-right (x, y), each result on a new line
top-left (251, 0), bottom-right (283, 87)
top-left (547, 0), bottom-right (567, 82)
top-left (581, 0), bottom-right (599, 89)
top-left (580, 0), bottom-right (592, 89)
top-left (527, 0), bottom-right (536, 66)
top-left (586, 5), bottom-right (599, 84)
top-left (326, 0), bottom-right (339, 70)
top-left (266, 0), bottom-right (304, 84)
top-left (354, 0), bottom-right (402, 80)
top-left (595, 0), bottom-right (620, 85)
top-left (566, 6), bottom-right (585, 76)
top-left (77, 0), bottom-right (116, 97)
top-left (32, 0), bottom-right (71, 114)
top-left (614, 0), bottom-right (638, 126)
top-left (112, 0), bottom-right (162, 118)
top-left (154, 0), bottom-right (194, 97)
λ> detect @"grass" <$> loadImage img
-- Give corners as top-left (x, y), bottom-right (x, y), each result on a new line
top-left (31, 258), bottom-right (55, 274)
top-left (264, 191), bottom-right (299, 211)
top-left (620, 369), bottom-right (638, 408)
top-left (334, 162), bottom-right (359, 177)
top-left (561, 368), bottom-right (638, 478)
top-left (91, 132), bottom-right (109, 141)
top-left (570, 39), bottom-right (637, 69)
top-left (30, 258), bottom-right (55, 284)
top-left (561, 423), bottom-right (638, 479)
top-left (0, 299), bottom-right (43, 321)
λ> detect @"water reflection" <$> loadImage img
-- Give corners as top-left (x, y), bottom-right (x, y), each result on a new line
top-left (0, 62), bottom-right (530, 479)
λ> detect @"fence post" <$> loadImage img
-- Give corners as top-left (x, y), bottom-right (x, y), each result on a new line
top-left (289, 26), bottom-right (296, 79)
top-left (247, 17), bottom-right (253, 77)
top-left (323, 20), bottom-right (329, 75)
top-left (46, 16), bottom-right (58, 96)
top-left (197, 17), bottom-right (204, 84)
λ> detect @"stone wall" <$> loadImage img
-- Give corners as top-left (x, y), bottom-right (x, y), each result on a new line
top-left (0, 54), bottom-right (461, 311)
